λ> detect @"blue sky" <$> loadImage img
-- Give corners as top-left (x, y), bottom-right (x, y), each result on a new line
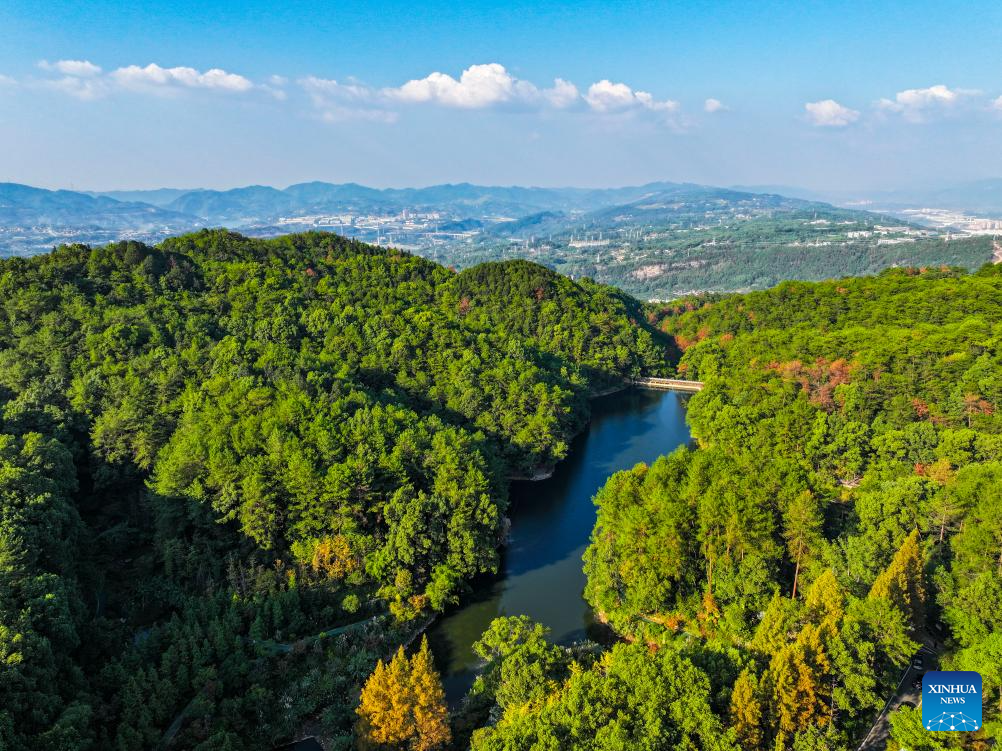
top-left (1, 0), bottom-right (1001, 191)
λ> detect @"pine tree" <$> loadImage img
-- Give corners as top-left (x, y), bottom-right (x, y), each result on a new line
top-left (730, 669), bottom-right (764, 751)
top-left (782, 491), bottom-right (823, 600)
top-left (868, 529), bottom-right (926, 629)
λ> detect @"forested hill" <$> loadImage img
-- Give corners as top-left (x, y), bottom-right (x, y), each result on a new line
top-left (0, 230), bottom-right (666, 749)
top-left (475, 265), bottom-right (1000, 750)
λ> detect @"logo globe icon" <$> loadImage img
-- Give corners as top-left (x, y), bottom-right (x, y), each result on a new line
top-left (926, 711), bottom-right (979, 732)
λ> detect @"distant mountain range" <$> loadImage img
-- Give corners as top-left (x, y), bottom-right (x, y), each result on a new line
top-left (6, 177), bottom-right (1002, 232)
top-left (0, 183), bottom-right (194, 230)
top-left (88, 180), bottom-right (720, 225)
top-left (0, 179), bottom-right (856, 255)
top-left (2, 177), bottom-right (1000, 264)
top-left (3, 180), bottom-right (711, 231)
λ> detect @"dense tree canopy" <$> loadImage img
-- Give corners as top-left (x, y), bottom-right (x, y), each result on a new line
top-left (576, 265), bottom-right (1002, 749)
top-left (5, 229), bottom-right (999, 750)
top-left (467, 625), bottom-right (738, 751)
top-left (0, 230), bottom-right (666, 749)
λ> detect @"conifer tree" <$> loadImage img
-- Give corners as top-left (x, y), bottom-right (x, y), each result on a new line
top-left (803, 569), bottom-right (844, 630)
top-left (357, 647), bottom-right (413, 748)
top-left (868, 529), bottom-right (926, 629)
top-left (409, 637), bottom-right (451, 751)
top-left (356, 638), bottom-right (451, 750)
top-left (730, 669), bottom-right (765, 751)
top-left (767, 625), bottom-right (831, 741)
top-left (782, 491), bottom-right (823, 600)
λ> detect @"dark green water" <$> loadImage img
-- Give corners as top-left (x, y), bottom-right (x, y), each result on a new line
top-left (427, 387), bottom-right (691, 701)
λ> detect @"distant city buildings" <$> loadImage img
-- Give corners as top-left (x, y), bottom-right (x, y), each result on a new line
top-left (899, 208), bottom-right (1002, 236)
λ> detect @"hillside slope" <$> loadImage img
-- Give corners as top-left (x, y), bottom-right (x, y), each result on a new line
top-left (0, 230), bottom-right (666, 749)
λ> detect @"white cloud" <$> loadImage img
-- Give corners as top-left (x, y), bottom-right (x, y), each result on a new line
top-left (39, 59), bottom-right (103, 77)
top-left (584, 79), bottom-right (678, 114)
top-left (33, 57), bottom-right (687, 128)
top-left (44, 76), bottom-right (109, 100)
top-left (876, 84), bottom-right (977, 122)
top-left (36, 59), bottom-right (257, 99)
top-left (382, 63), bottom-right (580, 111)
top-left (111, 63), bottom-right (253, 93)
top-left (584, 80), bottom-right (637, 111)
top-left (36, 59), bottom-right (109, 99)
top-left (804, 99), bottom-right (860, 127)
top-left (0, 74), bottom-right (15, 87)
top-left (993, 95), bottom-right (1002, 111)
top-left (542, 78), bottom-right (579, 108)
top-left (300, 64), bottom-right (682, 125)
top-left (388, 63), bottom-right (533, 108)
top-left (263, 75), bottom-right (290, 99)
top-left (704, 97), bottom-right (726, 113)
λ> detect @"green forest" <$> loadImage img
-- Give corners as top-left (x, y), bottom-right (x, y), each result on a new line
top-left (463, 265), bottom-right (1000, 751)
top-left (0, 230), bottom-right (665, 749)
top-left (442, 202), bottom-right (996, 300)
top-left (2, 229), bottom-right (999, 751)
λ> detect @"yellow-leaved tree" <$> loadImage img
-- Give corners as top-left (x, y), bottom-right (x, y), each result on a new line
top-left (766, 623), bottom-right (832, 746)
top-left (730, 668), bottom-right (764, 751)
top-left (408, 637), bottom-right (451, 751)
top-left (868, 528), bottom-right (926, 629)
top-left (356, 636), bottom-right (451, 750)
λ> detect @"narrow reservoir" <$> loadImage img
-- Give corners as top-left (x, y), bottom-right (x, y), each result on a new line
top-left (428, 387), bottom-right (692, 700)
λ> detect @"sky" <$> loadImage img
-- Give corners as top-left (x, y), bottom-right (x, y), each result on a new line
top-left (1, 0), bottom-right (1001, 192)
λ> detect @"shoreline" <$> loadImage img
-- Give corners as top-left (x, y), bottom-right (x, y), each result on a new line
top-left (507, 380), bottom-right (632, 483)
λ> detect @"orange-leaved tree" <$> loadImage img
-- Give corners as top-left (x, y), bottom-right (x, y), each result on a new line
top-left (356, 636), bottom-right (451, 750)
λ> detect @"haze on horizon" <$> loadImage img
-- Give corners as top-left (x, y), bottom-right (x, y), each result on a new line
top-left (1, 0), bottom-right (1001, 193)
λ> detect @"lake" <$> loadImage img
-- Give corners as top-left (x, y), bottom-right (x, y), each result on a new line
top-left (427, 387), bottom-right (692, 701)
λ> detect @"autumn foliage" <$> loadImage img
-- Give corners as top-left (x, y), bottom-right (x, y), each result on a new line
top-left (767, 357), bottom-right (855, 410)
top-left (311, 534), bottom-right (359, 580)
top-left (356, 636), bottom-right (451, 750)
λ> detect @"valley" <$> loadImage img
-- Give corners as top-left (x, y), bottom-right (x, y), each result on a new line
top-left (0, 230), bottom-right (998, 750)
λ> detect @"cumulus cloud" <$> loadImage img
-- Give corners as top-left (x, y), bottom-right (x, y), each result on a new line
top-left (262, 75), bottom-right (289, 100)
top-left (36, 59), bottom-right (110, 99)
top-left (584, 79), bottom-right (677, 113)
top-left (704, 97), bottom-right (726, 113)
top-left (111, 64), bottom-right (253, 93)
top-left (388, 63), bottom-right (531, 108)
top-left (43, 75), bottom-right (109, 100)
top-left (300, 64), bottom-right (682, 125)
top-left (39, 59), bottom-right (102, 77)
top-left (36, 59), bottom-right (258, 99)
top-left (804, 99), bottom-right (860, 127)
top-left (34, 57), bottom-right (688, 127)
top-left (876, 84), bottom-right (977, 122)
top-left (382, 63), bottom-right (580, 112)
top-left (543, 78), bottom-right (579, 108)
